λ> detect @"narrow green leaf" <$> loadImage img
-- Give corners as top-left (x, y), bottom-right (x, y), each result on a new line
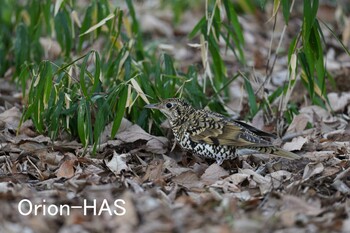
top-left (79, 13), bottom-right (115, 36)
top-left (241, 74), bottom-right (258, 116)
top-left (208, 35), bottom-right (225, 86)
top-left (281, 0), bottom-right (291, 24)
top-left (79, 51), bottom-right (92, 97)
top-left (111, 86), bottom-right (128, 137)
top-left (93, 101), bottom-right (109, 152)
top-left (223, 1), bottom-right (245, 46)
top-left (298, 52), bottom-right (314, 100)
top-left (90, 51), bottom-right (101, 95)
top-left (189, 16), bottom-right (206, 39)
top-left (77, 100), bottom-right (88, 147)
top-left (302, 0), bottom-right (319, 43)
top-left (320, 19), bottom-right (350, 56)
top-left (54, 11), bottom-right (72, 57)
top-left (14, 23), bottom-right (30, 75)
top-left (79, 4), bottom-right (94, 51)
top-left (126, 0), bottom-right (139, 34)
top-left (287, 36), bottom-right (298, 62)
top-left (43, 63), bottom-right (53, 107)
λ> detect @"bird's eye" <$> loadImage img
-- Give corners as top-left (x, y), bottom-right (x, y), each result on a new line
top-left (166, 103), bottom-right (173, 108)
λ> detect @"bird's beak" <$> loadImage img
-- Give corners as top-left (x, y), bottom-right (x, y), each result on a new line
top-left (144, 103), bottom-right (160, 109)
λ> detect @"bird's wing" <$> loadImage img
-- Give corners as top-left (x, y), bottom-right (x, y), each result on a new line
top-left (232, 120), bottom-right (277, 139)
top-left (188, 111), bottom-right (272, 147)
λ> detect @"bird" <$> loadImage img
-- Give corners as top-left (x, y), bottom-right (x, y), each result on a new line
top-left (145, 98), bottom-right (301, 165)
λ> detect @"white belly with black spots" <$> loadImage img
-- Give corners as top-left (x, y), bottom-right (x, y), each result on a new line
top-left (175, 132), bottom-right (237, 163)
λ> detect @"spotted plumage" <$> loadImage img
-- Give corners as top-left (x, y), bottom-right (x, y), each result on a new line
top-left (145, 98), bottom-right (300, 164)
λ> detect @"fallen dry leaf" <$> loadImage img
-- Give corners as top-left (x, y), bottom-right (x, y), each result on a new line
top-left (200, 163), bottom-right (229, 185)
top-left (211, 173), bottom-right (249, 193)
top-left (172, 171), bottom-right (203, 190)
top-left (267, 170), bottom-right (292, 188)
top-left (114, 124), bottom-right (168, 154)
top-left (286, 113), bottom-right (310, 134)
top-left (106, 151), bottom-right (130, 175)
top-left (282, 136), bottom-right (308, 151)
top-left (282, 195), bottom-right (323, 216)
top-left (327, 92), bottom-right (350, 112)
top-left (0, 107), bottom-right (22, 130)
top-left (56, 158), bottom-right (76, 178)
top-left (239, 169), bottom-right (272, 194)
top-left (302, 162), bottom-right (324, 180)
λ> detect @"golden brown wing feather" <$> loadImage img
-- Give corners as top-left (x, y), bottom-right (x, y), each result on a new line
top-left (188, 110), bottom-right (272, 147)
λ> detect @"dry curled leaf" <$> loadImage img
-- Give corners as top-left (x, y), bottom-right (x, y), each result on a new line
top-left (283, 136), bottom-right (308, 151)
top-left (114, 124), bottom-right (168, 154)
top-left (106, 152), bottom-right (130, 175)
top-left (200, 163), bottom-right (229, 185)
top-left (56, 159), bottom-right (76, 178)
top-left (302, 162), bottom-right (324, 180)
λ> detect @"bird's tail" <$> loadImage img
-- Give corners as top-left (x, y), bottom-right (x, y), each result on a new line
top-left (257, 147), bottom-right (301, 160)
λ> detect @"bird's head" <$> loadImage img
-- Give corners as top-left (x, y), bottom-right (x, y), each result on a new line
top-left (144, 98), bottom-right (192, 125)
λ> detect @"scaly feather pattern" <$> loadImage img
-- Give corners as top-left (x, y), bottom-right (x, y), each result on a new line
top-left (145, 98), bottom-right (300, 164)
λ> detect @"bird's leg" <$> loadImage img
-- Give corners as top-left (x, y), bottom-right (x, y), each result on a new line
top-left (170, 138), bottom-right (177, 152)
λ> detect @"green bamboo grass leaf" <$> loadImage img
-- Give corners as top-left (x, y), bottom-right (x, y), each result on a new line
top-left (320, 19), bottom-right (350, 56)
top-left (163, 54), bottom-right (177, 96)
top-left (54, 11), bottom-right (72, 57)
top-left (298, 52), bottom-right (314, 100)
top-left (97, 0), bottom-right (112, 31)
top-left (268, 86), bottom-right (284, 103)
top-left (85, 101), bottom-right (94, 145)
top-left (223, 1), bottom-right (245, 46)
top-left (302, 0), bottom-right (319, 43)
top-left (272, 0), bottom-right (280, 18)
top-left (14, 23), bottom-right (30, 75)
top-left (212, 6), bottom-right (221, 39)
top-left (79, 13), bottom-right (115, 36)
top-left (34, 62), bottom-right (51, 118)
top-left (28, 2), bottom-right (41, 38)
top-left (126, 0), bottom-right (148, 73)
top-left (93, 100), bottom-right (109, 153)
top-left (50, 92), bottom-right (64, 139)
top-left (220, 29), bottom-right (244, 63)
top-left (90, 51), bottom-right (101, 95)
top-left (111, 86), bottom-right (128, 138)
top-left (139, 73), bottom-right (155, 99)
top-left (43, 62), bottom-right (53, 108)
top-left (303, 39), bottom-right (315, 81)
top-left (287, 36), bottom-right (298, 63)
top-left (126, 0), bottom-right (139, 34)
top-left (164, 54), bottom-right (176, 75)
top-left (79, 51), bottom-right (93, 98)
top-left (237, 0), bottom-right (256, 13)
top-left (116, 9), bottom-right (123, 39)
top-left (19, 66), bottom-right (30, 96)
top-left (78, 100), bottom-right (88, 147)
top-left (42, 0), bottom-right (52, 35)
top-left (189, 16), bottom-right (206, 39)
top-left (311, 25), bottom-right (326, 93)
top-left (240, 73), bottom-right (258, 116)
top-left (208, 35), bottom-right (225, 86)
top-left (54, 0), bottom-right (64, 16)
top-left (222, 1), bottom-right (245, 63)
top-left (79, 4), bottom-right (94, 51)
top-left (281, 0), bottom-right (291, 24)
top-left (33, 101), bottom-right (44, 133)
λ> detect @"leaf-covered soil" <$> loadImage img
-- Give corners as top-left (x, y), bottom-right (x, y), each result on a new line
top-left (1, 2), bottom-right (350, 233)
